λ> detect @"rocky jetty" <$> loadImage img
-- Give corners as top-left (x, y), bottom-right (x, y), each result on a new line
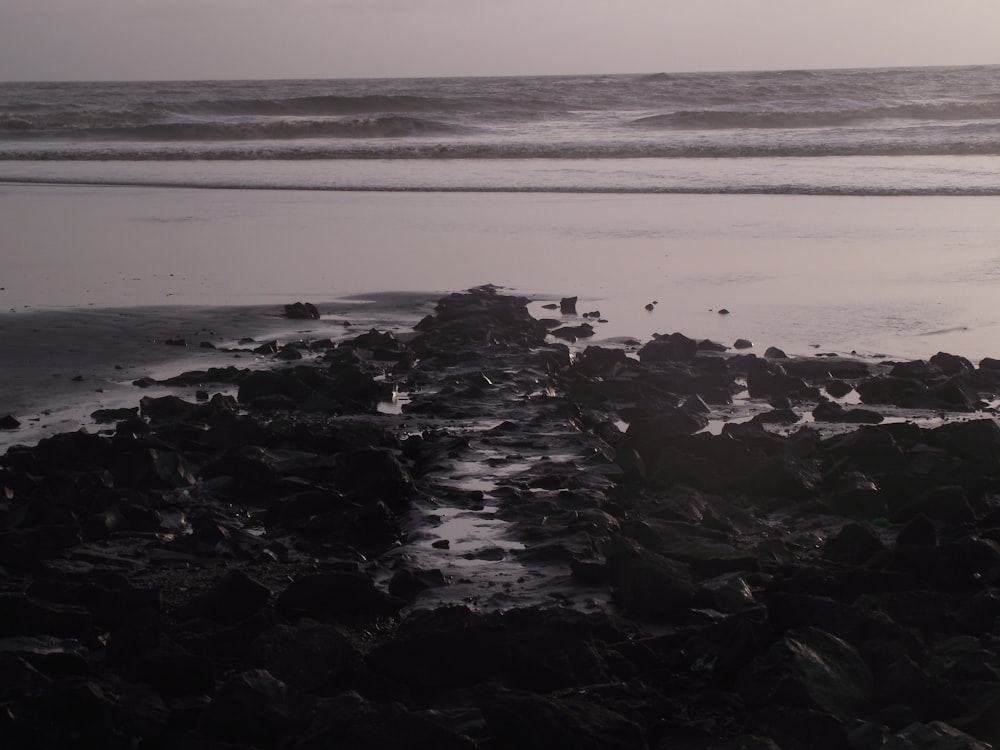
top-left (3, 286), bottom-right (1000, 748)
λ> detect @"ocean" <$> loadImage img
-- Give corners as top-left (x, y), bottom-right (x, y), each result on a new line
top-left (3, 65), bottom-right (1000, 193)
top-left (3, 65), bottom-right (1000, 447)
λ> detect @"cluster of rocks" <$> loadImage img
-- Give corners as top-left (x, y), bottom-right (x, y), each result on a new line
top-left (3, 287), bottom-right (1000, 748)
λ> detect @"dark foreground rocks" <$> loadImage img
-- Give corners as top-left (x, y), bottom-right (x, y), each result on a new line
top-left (4, 287), bottom-right (1000, 748)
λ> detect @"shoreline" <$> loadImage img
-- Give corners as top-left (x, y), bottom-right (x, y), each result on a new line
top-left (4, 288), bottom-right (1000, 746)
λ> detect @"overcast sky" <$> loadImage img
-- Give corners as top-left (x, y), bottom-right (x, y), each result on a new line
top-left (1, 0), bottom-right (998, 81)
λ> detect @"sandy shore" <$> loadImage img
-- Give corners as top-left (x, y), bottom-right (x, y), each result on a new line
top-left (0, 294), bottom-right (439, 452)
top-left (4, 184), bottom-right (1000, 452)
top-left (4, 184), bottom-right (1000, 357)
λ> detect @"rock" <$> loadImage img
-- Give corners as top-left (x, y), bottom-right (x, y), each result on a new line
top-left (388, 568), bottom-right (447, 599)
top-left (559, 296), bottom-right (578, 314)
top-left (178, 569), bottom-right (271, 623)
top-left (812, 398), bottom-right (883, 424)
top-left (249, 622), bottom-right (356, 691)
top-left (930, 352), bottom-right (975, 376)
top-left (734, 338), bottom-right (754, 349)
top-left (276, 573), bottom-right (404, 620)
top-left (481, 690), bottom-right (648, 750)
top-left (0, 414), bottom-right (21, 430)
top-left (885, 721), bottom-right (991, 750)
top-left (200, 669), bottom-right (302, 745)
top-left (605, 537), bottom-right (695, 620)
top-left (367, 606), bottom-right (507, 689)
top-left (638, 332), bottom-right (698, 362)
top-left (504, 607), bottom-right (611, 691)
top-left (737, 627), bottom-right (874, 720)
top-left (284, 301), bottom-right (320, 319)
top-left (550, 323), bottom-right (595, 342)
top-left (764, 346), bottom-right (788, 359)
top-left (822, 522), bottom-right (887, 566)
top-left (746, 358), bottom-right (818, 400)
top-left (825, 379), bottom-right (854, 398)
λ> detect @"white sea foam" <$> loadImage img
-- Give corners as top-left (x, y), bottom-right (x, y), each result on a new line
top-left (3, 66), bottom-right (1000, 193)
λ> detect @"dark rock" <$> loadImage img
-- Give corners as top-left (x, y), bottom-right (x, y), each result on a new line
top-left (276, 573), bottom-right (404, 620)
top-left (179, 570), bottom-right (271, 623)
top-left (746, 357), bottom-right (819, 400)
top-left (764, 346), bottom-right (788, 359)
top-left (825, 379), bottom-right (854, 398)
top-left (823, 522), bottom-right (887, 566)
top-left (91, 406), bottom-right (139, 424)
top-left (738, 627), bottom-right (874, 720)
top-left (638, 332), bottom-right (698, 362)
top-left (388, 568), bottom-right (447, 599)
top-left (200, 669), bottom-right (302, 745)
top-left (812, 398), bottom-right (883, 424)
top-left (550, 323), bottom-right (595, 342)
top-left (481, 690), bottom-right (648, 750)
top-left (284, 301), bottom-right (320, 319)
top-left (734, 338), bottom-right (754, 349)
top-left (249, 622), bottom-right (356, 690)
top-left (884, 721), bottom-right (991, 750)
top-left (559, 296), bottom-right (578, 314)
top-left (504, 608), bottom-right (611, 691)
top-left (367, 606), bottom-right (507, 689)
top-left (1, 414), bottom-right (21, 430)
top-left (605, 537), bottom-right (695, 620)
top-left (892, 485), bottom-right (976, 524)
top-left (930, 352), bottom-right (975, 376)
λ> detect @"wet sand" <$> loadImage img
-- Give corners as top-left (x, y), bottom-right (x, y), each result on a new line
top-left (4, 184), bottom-right (1000, 451)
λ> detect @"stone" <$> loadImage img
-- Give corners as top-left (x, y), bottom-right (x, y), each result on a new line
top-left (178, 569), bottom-right (271, 623)
top-left (638, 332), bottom-right (698, 362)
top-left (481, 690), bottom-right (647, 750)
top-left (249, 622), bottom-right (356, 690)
top-left (284, 301), bottom-right (320, 319)
top-left (737, 627), bottom-right (874, 720)
top-left (367, 606), bottom-right (507, 689)
top-left (276, 573), bottom-right (405, 620)
top-left (559, 296), bottom-right (578, 314)
top-left (605, 536), bottom-right (695, 620)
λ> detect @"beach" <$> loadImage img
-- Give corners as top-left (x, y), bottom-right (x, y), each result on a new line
top-left (4, 183), bottom-right (1000, 450)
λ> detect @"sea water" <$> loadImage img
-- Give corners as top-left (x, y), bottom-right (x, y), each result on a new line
top-left (2, 66), bottom-right (1000, 361)
top-left (4, 66), bottom-right (1000, 193)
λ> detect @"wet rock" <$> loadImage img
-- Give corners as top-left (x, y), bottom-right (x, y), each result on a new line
top-left (388, 568), bottom-right (447, 599)
top-left (284, 301), bottom-right (320, 319)
top-left (200, 668), bottom-right (304, 745)
top-left (504, 607), bottom-right (612, 691)
top-left (481, 690), bottom-right (648, 750)
top-left (276, 573), bottom-right (405, 621)
top-left (812, 398), bottom-right (883, 424)
top-left (550, 322), bottom-right (596, 342)
top-left (638, 332), bottom-right (698, 362)
top-left (746, 357), bottom-right (819, 400)
top-left (248, 622), bottom-right (356, 691)
top-left (822, 522), bottom-right (887, 566)
top-left (738, 627), bottom-right (874, 720)
top-left (825, 379), bottom-right (854, 398)
top-left (367, 606), bottom-right (507, 689)
top-left (885, 721), bottom-right (991, 750)
top-left (605, 537), bottom-right (695, 620)
top-left (0, 414), bottom-right (20, 430)
top-left (734, 338), bottom-right (754, 349)
top-left (560, 296), bottom-right (578, 314)
top-left (178, 569), bottom-right (271, 623)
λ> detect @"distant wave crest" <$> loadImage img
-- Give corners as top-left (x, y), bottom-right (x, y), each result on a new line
top-left (632, 100), bottom-right (1000, 130)
top-left (1, 114), bottom-right (472, 141)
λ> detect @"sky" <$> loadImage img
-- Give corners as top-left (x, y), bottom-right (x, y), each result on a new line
top-left (1, 0), bottom-right (998, 81)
